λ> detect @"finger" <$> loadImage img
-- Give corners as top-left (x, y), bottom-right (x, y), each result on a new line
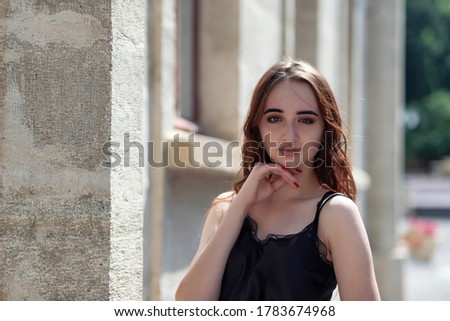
top-left (263, 165), bottom-right (300, 189)
top-left (280, 165), bottom-right (303, 176)
top-left (254, 163), bottom-right (300, 189)
top-left (252, 162), bottom-right (280, 178)
top-left (291, 168), bottom-right (303, 175)
top-left (271, 172), bottom-right (299, 190)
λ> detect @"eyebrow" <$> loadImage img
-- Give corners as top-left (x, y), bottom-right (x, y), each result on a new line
top-left (263, 108), bottom-right (319, 116)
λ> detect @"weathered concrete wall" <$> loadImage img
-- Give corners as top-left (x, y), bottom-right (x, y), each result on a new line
top-left (109, 0), bottom-right (145, 300)
top-left (0, 0), bottom-right (6, 302)
top-left (0, 0), bottom-right (144, 300)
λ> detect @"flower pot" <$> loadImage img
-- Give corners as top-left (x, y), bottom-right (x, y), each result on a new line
top-left (411, 236), bottom-right (436, 261)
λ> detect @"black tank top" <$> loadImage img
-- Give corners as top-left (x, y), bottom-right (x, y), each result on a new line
top-left (219, 191), bottom-right (341, 300)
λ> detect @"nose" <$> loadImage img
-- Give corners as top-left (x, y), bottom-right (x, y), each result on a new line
top-left (281, 122), bottom-right (299, 141)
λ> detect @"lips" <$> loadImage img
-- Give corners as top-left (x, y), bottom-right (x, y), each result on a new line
top-left (279, 147), bottom-right (301, 156)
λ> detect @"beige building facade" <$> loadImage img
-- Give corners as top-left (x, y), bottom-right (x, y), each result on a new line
top-left (0, 0), bottom-right (405, 300)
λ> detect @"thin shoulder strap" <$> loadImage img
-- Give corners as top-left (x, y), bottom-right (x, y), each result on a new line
top-left (313, 191), bottom-right (344, 231)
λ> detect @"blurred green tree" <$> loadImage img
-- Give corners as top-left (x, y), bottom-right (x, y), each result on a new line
top-left (405, 0), bottom-right (450, 171)
top-left (405, 91), bottom-right (450, 169)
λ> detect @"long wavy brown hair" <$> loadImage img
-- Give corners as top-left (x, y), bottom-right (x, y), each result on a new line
top-left (233, 58), bottom-right (357, 201)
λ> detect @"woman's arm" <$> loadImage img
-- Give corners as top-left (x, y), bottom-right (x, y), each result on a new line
top-left (175, 192), bottom-right (248, 300)
top-left (175, 163), bottom-right (299, 300)
top-left (320, 196), bottom-right (381, 300)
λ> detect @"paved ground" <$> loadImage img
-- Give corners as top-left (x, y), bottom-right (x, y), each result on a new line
top-left (403, 174), bottom-right (450, 300)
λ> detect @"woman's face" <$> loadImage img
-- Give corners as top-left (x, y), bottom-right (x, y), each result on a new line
top-left (258, 80), bottom-right (325, 169)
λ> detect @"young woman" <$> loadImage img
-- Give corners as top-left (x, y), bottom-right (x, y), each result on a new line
top-left (175, 58), bottom-right (380, 301)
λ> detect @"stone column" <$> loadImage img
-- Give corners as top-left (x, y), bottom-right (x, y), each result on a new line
top-left (317, 0), bottom-right (350, 119)
top-left (144, 0), bottom-right (178, 301)
top-left (349, 0), bottom-right (371, 223)
top-left (295, 0), bottom-right (319, 65)
top-left (364, 0), bottom-right (406, 300)
top-left (350, 0), bottom-right (369, 175)
top-left (281, 0), bottom-right (296, 58)
top-left (0, 0), bottom-right (6, 302)
top-left (110, 0), bottom-right (146, 301)
top-left (0, 0), bottom-right (145, 300)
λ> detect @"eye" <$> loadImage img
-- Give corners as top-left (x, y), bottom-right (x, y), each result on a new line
top-left (297, 118), bottom-right (314, 124)
top-left (267, 116), bottom-right (282, 123)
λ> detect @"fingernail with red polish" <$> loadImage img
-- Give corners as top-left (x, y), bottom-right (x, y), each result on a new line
top-left (294, 182), bottom-right (300, 188)
top-left (295, 169), bottom-right (303, 173)
top-left (281, 166), bottom-right (288, 171)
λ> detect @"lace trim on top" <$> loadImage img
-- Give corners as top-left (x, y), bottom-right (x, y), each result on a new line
top-left (245, 216), bottom-right (331, 264)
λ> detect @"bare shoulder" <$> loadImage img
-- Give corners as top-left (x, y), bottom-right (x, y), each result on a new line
top-left (208, 191), bottom-right (235, 219)
top-left (197, 191), bottom-right (236, 249)
top-left (319, 194), bottom-right (363, 234)
top-left (202, 191), bottom-right (235, 227)
top-left (322, 194), bottom-right (359, 215)
top-left (213, 190), bottom-right (235, 206)
top-left (318, 194), bottom-right (371, 262)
